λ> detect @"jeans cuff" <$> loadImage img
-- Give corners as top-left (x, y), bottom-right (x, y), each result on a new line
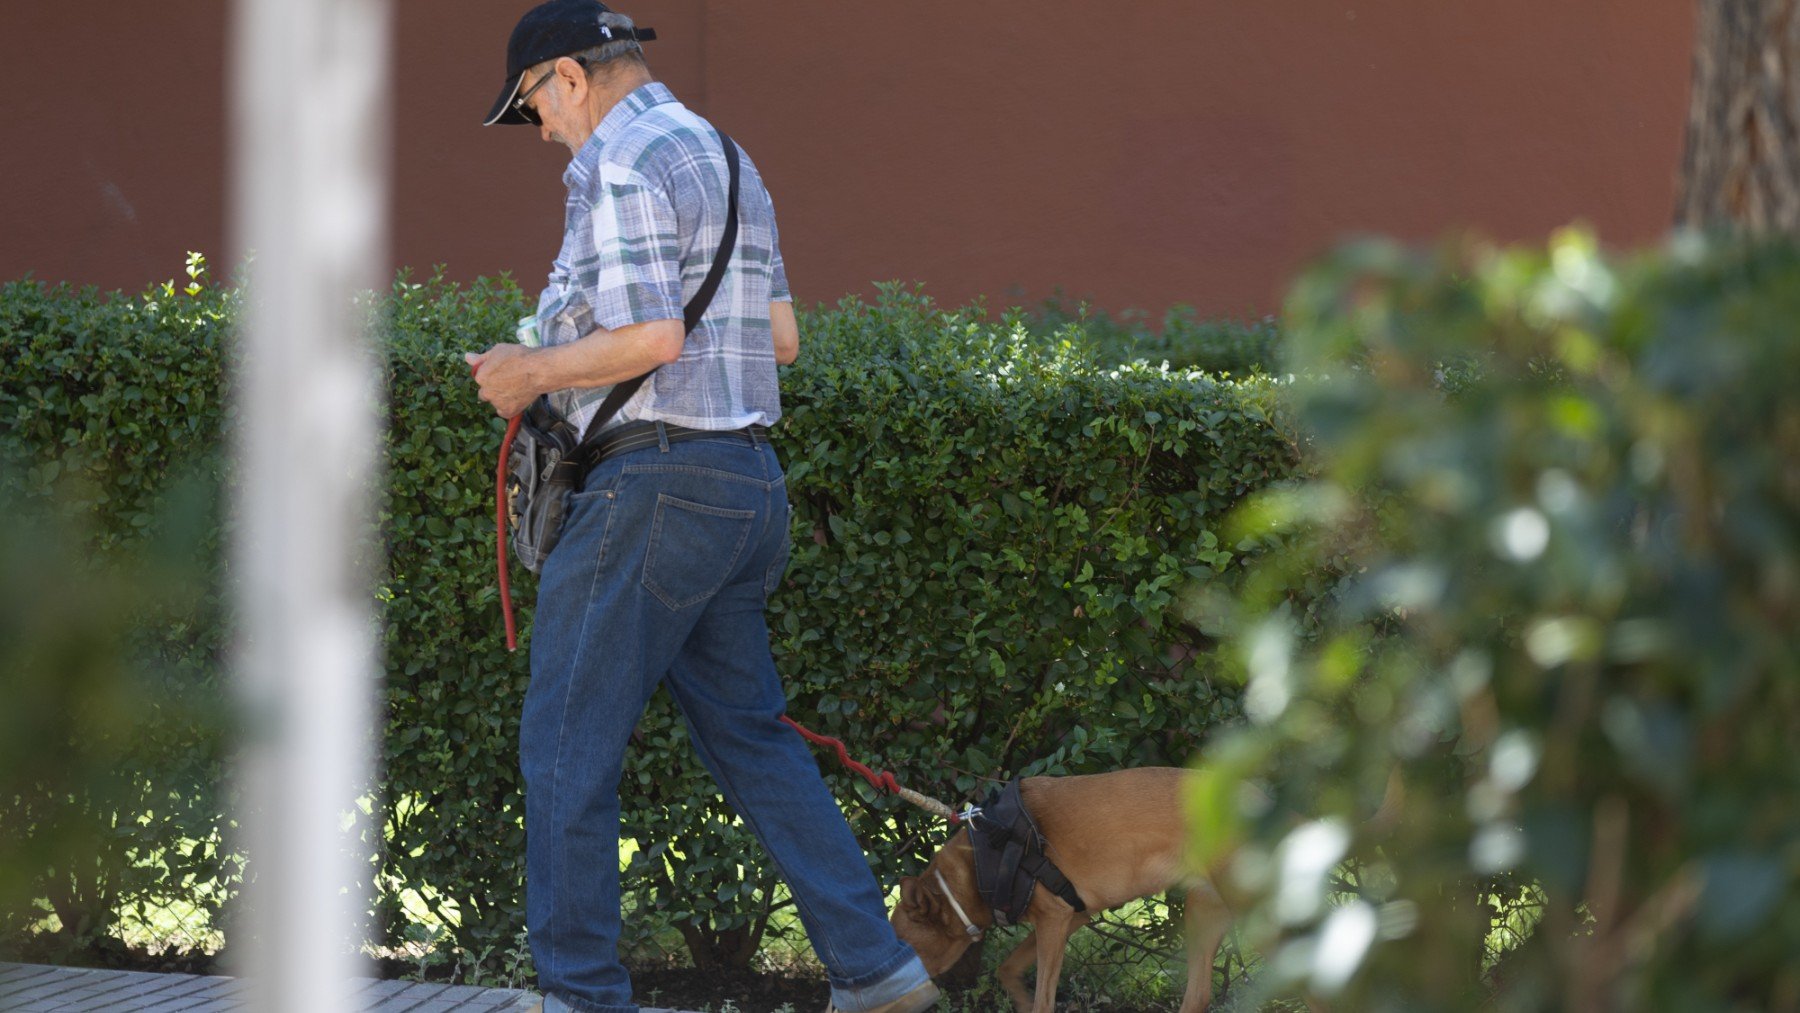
top-left (827, 951), bottom-right (932, 1012)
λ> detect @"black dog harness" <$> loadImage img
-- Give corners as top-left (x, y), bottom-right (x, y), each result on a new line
top-left (966, 779), bottom-right (1087, 925)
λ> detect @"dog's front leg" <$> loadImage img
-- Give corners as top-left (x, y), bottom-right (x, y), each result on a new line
top-left (1181, 882), bottom-right (1233, 1013)
top-left (1028, 908), bottom-right (1088, 1013)
top-left (996, 931), bottom-right (1039, 1013)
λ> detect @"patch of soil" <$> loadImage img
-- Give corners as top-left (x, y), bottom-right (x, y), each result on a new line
top-left (627, 966), bottom-right (824, 1012)
top-left (2, 936), bottom-right (220, 977)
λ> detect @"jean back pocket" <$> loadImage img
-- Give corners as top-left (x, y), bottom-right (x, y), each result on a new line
top-left (642, 493), bottom-right (756, 610)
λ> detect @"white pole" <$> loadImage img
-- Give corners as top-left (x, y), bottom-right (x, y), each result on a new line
top-left (229, 0), bottom-right (391, 1008)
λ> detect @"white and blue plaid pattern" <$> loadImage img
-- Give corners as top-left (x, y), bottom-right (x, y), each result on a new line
top-left (534, 83), bottom-right (790, 435)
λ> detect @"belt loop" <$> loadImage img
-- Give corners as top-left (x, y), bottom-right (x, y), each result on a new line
top-left (655, 420), bottom-right (670, 453)
top-left (748, 425), bottom-right (762, 446)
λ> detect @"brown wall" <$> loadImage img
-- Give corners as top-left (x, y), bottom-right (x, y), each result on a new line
top-left (1, 2), bottom-right (1693, 317)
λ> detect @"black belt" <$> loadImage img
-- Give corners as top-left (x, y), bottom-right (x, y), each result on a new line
top-left (589, 419), bottom-right (769, 466)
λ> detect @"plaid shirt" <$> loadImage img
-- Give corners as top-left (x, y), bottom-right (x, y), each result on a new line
top-left (534, 82), bottom-right (790, 435)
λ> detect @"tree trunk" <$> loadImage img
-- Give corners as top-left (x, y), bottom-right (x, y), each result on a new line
top-left (1675, 0), bottom-right (1800, 234)
top-left (674, 918), bottom-right (760, 973)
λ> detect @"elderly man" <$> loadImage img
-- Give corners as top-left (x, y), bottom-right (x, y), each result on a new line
top-left (466, 3), bottom-right (940, 1012)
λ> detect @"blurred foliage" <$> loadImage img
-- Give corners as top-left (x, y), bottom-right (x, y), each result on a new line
top-left (0, 258), bottom-right (231, 962)
top-left (1191, 230), bottom-right (1800, 1010)
top-left (1, 265), bottom-right (1296, 976)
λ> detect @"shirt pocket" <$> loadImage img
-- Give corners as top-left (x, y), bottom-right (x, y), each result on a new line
top-left (542, 290), bottom-right (594, 347)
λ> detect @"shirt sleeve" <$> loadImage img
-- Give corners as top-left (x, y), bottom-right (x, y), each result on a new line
top-left (769, 198), bottom-right (792, 303)
top-left (578, 165), bottom-right (685, 331)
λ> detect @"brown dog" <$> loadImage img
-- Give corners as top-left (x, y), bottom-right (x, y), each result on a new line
top-left (890, 767), bottom-right (1233, 1013)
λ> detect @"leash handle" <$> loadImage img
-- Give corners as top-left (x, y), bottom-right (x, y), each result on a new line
top-left (470, 356), bottom-right (522, 652)
top-left (495, 414), bottom-right (521, 651)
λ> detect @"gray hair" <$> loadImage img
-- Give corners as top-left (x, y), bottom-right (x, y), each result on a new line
top-left (533, 9), bottom-right (648, 79)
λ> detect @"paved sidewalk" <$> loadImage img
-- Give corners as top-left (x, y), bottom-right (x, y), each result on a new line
top-left (0, 962), bottom-right (710, 1013)
top-left (3, 961), bottom-right (679, 1012)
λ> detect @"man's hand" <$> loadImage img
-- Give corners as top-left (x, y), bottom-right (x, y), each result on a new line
top-left (465, 319), bottom-right (684, 419)
top-left (465, 344), bottom-right (540, 418)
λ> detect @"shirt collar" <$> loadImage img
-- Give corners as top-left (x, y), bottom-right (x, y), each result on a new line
top-left (562, 82), bottom-right (678, 190)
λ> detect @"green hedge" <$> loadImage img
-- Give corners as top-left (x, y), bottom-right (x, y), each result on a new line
top-left (1, 267), bottom-right (1294, 970)
top-left (1034, 292), bottom-right (1282, 378)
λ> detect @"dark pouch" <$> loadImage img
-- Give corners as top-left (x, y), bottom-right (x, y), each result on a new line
top-left (506, 397), bottom-right (585, 574)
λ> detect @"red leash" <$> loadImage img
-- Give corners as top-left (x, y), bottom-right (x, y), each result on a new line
top-left (494, 414), bottom-right (522, 651)
top-left (780, 716), bottom-right (960, 823)
top-left (473, 358), bottom-right (521, 652)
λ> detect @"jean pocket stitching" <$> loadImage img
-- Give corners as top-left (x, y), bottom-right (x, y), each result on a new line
top-left (761, 539), bottom-right (790, 598)
top-left (762, 497), bottom-right (792, 598)
top-left (642, 494), bottom-right (757, 610)
top-left (621, 463), bottom-right (771, 488)
top-left (567, 474), bottom-right (621, 503)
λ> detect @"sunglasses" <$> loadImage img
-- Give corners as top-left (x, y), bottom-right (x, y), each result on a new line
top-left (512, 56), bottom-right (589, 125)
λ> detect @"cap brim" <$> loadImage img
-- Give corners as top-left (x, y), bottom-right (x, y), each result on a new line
top-left (483, 73), bottom-right (530, 126)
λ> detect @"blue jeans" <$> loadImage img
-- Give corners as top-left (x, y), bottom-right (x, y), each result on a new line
top-left (522, 429), bottom-right (929, 1013)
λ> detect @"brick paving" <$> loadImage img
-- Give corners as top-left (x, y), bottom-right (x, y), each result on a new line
top-left (0, 962), bottom-right (704, 1012)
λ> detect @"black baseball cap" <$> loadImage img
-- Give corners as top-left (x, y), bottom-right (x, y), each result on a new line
top-left (483, 0), bottom-right (656, 126)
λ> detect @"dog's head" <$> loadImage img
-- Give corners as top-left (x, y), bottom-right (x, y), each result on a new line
top-left (890, 828), bottom-right (989, 976)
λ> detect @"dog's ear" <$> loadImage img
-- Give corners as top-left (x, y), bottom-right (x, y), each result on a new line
top-left (898, 875), bottom-right (921, 912)
top-left (913, 874), bottom-right (942, 920)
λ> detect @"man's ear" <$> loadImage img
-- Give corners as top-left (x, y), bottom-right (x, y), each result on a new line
top-left (555, 55), bottom-right (589, 101)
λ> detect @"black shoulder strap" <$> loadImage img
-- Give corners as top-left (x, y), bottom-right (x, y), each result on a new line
top-left (1020, 849), bottom-right (1086, 913)
top-left (684, 132), bottom-right (742, 334)
top-left (567, 131), bottom-right (742, 444)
